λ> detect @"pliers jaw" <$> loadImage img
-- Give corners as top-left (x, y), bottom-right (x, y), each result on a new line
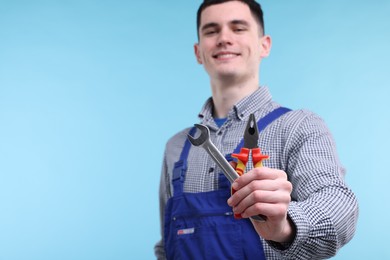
top-left (244, 114), bottom-right (259, 149)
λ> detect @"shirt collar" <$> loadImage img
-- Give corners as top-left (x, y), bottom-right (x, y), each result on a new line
top-left (198, 86), bottom-right (273, 124)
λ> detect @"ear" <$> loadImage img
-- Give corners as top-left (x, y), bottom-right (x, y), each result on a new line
top-left (194, 43), bottom-right (203, 64)
top-left (259, 35), bottom-right (272, 58)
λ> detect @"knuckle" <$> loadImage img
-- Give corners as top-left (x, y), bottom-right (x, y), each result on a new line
top-left (252, 167), bottom-right (263, 176)
top-left (232, 192), bottom-right (242, 203)
top-left (253, 203), bottom-right (263, 212)
top-left (283, 193), bottom-right (292, 203)
top-left (283, 180), bottom-right (293, 192)
top-left (287, 181), bottom-right (293, 191)
top-left (252, 190), bottom-right (263, 201)
top-left (276, 169), bottom-right (288, 179)
top-left (276, 203), bottom-right (288, 215)
top-left (248, 181), bottom-right (258, 190)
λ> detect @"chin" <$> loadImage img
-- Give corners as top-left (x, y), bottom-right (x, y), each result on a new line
top-left (215, 71), bottom-right (240, 80)
top-left (210, 66), bottom-right (236, 75)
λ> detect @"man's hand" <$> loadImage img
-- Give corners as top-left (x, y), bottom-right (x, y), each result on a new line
top-left (227, 166), bottom-right (295, 243)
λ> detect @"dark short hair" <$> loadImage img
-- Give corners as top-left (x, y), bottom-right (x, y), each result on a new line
top-left (196, 0), bottom-right (265, 39)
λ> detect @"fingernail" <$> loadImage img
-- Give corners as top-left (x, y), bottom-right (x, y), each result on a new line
top-left (232, 182), bottom-right (238, 189)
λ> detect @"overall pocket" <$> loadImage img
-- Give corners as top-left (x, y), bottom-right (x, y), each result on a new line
top-left (172, 212), bottom-right (244, 260)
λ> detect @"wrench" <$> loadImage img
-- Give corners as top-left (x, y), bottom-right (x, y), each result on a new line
top-left (187, 124), bottom-right (265, 222)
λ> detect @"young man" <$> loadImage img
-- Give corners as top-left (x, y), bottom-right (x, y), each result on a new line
top-left (155, 0), bottom-right (358, 259)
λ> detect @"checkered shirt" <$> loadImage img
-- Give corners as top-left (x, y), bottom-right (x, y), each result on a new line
top-left (155, 87), bottom-right (358, 259)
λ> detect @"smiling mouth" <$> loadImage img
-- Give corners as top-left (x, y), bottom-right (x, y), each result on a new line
top-left (213, 52), bottom-right (240, 60)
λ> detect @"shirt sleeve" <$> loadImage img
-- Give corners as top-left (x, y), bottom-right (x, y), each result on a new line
top-left (154, 152), bottom-right (169, 260)
top-left (267, 111), bottom-right (358, 259)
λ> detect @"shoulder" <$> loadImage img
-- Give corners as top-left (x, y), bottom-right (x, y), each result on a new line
top-left (279, 109), bottom-right (337, 158)
top-left (275, 108), bottom-right (330, 136)
top-left (166, 127), bottom-right (194, 148)
top-left (163, 126), bottom-right (195, 161)
top-left (282, 108), bottom-right (324, 125)
top-left (264, 107), bottom-right (334, 152)
top-left (284, 109), bottom-right (331, 133)
top-left (260, 102), bottom-right (325, 129)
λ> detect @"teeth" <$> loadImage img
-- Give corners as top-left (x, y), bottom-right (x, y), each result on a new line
top-left (217, 53), bottom-right (236, 59)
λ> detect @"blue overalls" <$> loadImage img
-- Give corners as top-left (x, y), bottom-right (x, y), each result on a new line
top-left (164, 107), bottom-right (291, 260)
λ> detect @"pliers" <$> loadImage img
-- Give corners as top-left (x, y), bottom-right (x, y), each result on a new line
top-left (231, 113), bottom-right (269, 219)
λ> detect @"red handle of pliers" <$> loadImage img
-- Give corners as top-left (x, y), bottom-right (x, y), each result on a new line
top-left (251, 148), bottom-right (269, 167)
top-left (231, 148), bottom-right (269, 219)
top-left (231, 148), bottom-right (250, 219)
top-left (231, 186), bottom-right (242, 219)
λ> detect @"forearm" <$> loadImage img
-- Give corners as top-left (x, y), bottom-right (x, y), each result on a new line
top-left (270, 185), bottom-right (358, 259)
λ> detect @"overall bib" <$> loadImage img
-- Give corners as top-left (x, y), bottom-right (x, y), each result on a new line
top-left (164, 107), bottom-right (291, 260)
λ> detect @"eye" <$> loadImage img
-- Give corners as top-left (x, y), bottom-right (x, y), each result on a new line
top-left (234, 27), bottom-right (247, 32)
top-left (204, 30), bottom-right (217, 36)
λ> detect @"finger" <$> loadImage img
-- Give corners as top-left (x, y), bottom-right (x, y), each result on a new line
top-left (233, 167), bottom-right (286, 190)
top-left (228, 179), bottom-right (292, 207)
top-left (240, 202), bottom-right (289, 219)
top-left (232, 178), bottom-right (281, 197)
top-left (232, 189), bottom-right (290, 213)
top-left (228, 180), bottom-right (279, 207)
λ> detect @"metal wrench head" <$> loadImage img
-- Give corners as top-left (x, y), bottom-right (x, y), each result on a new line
top-left (187, 124), bottom-right (209, 146)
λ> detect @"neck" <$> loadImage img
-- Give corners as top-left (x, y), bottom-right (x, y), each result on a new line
top-left (210, 76), bottom-right (259, 118)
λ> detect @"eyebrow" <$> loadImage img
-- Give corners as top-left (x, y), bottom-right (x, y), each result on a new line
top-left (230, 19), bottom-right (250, 27)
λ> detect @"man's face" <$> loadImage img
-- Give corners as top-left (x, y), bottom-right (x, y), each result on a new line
top-left (194, 1), bottom-right (270, 82)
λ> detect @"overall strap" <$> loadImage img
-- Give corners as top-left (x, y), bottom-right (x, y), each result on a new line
top-left (172, 127), bottom-right (197, 196)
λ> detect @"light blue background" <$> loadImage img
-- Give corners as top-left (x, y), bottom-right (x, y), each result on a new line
top-left (0, 1), bottom-right (389, 259)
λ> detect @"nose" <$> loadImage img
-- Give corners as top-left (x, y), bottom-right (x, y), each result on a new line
top-left (217, 28), bottom-right (232, 47)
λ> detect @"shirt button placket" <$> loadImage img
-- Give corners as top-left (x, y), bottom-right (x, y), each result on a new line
top-left (215, 129), bottom-right (224, 148)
